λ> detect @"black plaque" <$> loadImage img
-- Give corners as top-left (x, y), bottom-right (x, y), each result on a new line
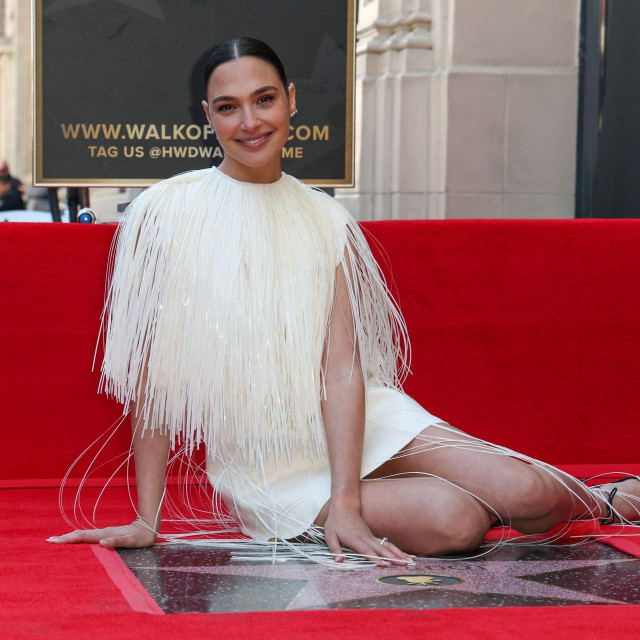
top-left (34, 0), bottom-right (355, 186)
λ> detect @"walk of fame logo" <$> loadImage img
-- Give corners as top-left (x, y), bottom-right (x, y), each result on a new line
top-left (377, 574), bottom-right (463, 587)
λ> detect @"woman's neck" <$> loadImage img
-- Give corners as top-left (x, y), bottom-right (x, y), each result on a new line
top-left (217, 157), bottom-right (282, 184)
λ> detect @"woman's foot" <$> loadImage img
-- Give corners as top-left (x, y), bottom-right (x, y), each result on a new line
top-left (593, 476), bottom-right (640, 524)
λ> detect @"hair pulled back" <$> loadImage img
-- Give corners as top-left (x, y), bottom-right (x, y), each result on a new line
top-left (204, 37), bottom-right (288, 95)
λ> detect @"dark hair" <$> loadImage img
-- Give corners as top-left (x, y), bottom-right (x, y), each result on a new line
top-left (203, 37), bottom-right (288, 95)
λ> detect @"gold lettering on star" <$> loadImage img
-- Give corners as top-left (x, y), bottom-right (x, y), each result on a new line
top-left (377, 574), bottom-right (463, 587)
top-left (396, 576), bottom-right (443, 586)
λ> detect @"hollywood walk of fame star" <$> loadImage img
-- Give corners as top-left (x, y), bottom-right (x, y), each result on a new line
top-left (118, 543), bottom-right (640, 611)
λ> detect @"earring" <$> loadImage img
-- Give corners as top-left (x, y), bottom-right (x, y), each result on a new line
top-left (290, 109), bottom-right (298, 118)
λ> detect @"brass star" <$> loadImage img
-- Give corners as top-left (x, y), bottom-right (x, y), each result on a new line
top-left (396, 575), bottom-right (443, 586)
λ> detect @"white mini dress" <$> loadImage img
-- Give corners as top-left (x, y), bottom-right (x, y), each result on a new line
top-left (94, 167), bottom-right (620, 562)
top-left (99, 166), bottom-right (448, 543)
top-left (206, 382), bottom-right (447, 541)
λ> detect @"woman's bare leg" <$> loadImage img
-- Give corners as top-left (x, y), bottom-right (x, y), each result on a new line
top-left (315, 477), bottom-right (494, 556)
top-left (368, 425), bottom-right (640, 533)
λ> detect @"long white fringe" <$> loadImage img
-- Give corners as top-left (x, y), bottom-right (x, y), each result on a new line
top-left (59, 167), bottom-right (638, 568)
top-left (60, 416), bottom-right (640, 569)
top-left (97, 168), bottom-right (408, 466)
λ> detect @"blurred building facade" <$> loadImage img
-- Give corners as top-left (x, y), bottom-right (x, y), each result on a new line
top-left (1, 0), bottom-right (581, 221)
top-left (0, 0), bottom-right (32, 187)
top-left (336, 0), bottom-right (580, 219)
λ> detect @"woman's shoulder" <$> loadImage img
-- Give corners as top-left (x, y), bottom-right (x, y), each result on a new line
top-left (145, 167), bottom-right (214, 194)
top-left (282, 177), bottom-right (356, 255)
top-left (128, 168), bottom-right (217, 210)
top-left (286, 175), bottom-right (352, 219)
top-left (117, 169), bottom-right (214, 232)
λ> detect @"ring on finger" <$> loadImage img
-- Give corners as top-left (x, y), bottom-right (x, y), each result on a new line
top-left (380, 537), bottom-right (388, 546)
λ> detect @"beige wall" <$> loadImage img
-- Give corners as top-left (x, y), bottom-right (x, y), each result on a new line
top-left (0, 1), bottom-right (125, 220)
top-left (0, 0), bottom-right (32, 185)
top-left (336, 0), bottom-right (581, 220)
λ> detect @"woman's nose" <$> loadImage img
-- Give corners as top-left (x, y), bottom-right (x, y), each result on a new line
top-left (240, 107), bottom-right (259, 130)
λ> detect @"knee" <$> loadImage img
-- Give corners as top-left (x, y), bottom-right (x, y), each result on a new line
top-left (442, 506), bottom-right (490, 553)
top-left (417, 499), bottom-right (491, 556)
top-left (511, 470), bottom-right (562, 521)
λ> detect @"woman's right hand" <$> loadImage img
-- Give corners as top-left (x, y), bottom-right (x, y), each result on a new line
top-left (323, 500), bottom-right (414, 567)
top-left (47, 519), bottom-right (157, 548)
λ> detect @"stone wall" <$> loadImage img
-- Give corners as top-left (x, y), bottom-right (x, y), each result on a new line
top-left (336, 0), bottom-right (581, 220)
top-left (0, 0), bottom-right (32, 185)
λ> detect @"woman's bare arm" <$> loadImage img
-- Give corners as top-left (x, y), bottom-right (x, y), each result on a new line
top-left (48, 380), bottom-right (169, 548)
top-left (320, 260), bottom-right (412, 566)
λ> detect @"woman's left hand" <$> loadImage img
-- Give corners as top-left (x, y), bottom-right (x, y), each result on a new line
top-left (323, 499), bottom-right (414, 567)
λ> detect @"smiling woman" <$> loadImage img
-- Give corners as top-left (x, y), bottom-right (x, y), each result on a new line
top-left (201, 39), bottom-right (296, 184)
top-left (49, 37), bottom-right (640, 568)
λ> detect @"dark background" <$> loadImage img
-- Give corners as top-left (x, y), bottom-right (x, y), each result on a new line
top-left (38, 0), bottom-right (352, 185)
top-left (577, 0), bottom-right (640, 217)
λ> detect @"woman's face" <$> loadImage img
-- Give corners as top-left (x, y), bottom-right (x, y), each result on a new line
top-left (202, 56), bottom-right (296, 183)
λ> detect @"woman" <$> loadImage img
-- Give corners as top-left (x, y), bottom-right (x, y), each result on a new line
top-left (48, 38), bottom-right (640, 567)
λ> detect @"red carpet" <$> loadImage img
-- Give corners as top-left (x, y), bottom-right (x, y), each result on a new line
top-left (3, 221), bottom-right (640, 637)
top-left (2, 484), bottom-right (640, 639)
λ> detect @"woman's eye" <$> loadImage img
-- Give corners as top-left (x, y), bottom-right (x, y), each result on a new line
top-left (258, 95), bottom-right (275, 105)
top-left (217, 104), bottom-right (235, 112)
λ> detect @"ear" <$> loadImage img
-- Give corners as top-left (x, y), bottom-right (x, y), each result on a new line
top-left (288, 83), bottom-right (296, 114)
top-left (201, 100), bottom-right (213, 128)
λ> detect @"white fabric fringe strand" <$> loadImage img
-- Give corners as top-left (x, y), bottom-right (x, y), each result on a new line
top-left (55, 166), bottom-right (639, 568)
top-left (59, 418), bottom-right (640, 570)
top-left (97, 167), bottom-right (409, 466)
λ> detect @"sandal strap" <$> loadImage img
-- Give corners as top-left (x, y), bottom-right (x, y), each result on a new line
top-left (592, 475), bottom-right (639, 525)
top-left (600, 486), bottom-right (618, 525)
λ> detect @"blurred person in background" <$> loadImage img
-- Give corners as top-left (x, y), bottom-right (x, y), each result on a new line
top-left (0, 176), bottom-right (26, 211)
top-left (0, 161), bottom-right (25, 210)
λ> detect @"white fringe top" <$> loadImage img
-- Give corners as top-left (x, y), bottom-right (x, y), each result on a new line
top-left (98, 167), bottom-right (409, 466)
